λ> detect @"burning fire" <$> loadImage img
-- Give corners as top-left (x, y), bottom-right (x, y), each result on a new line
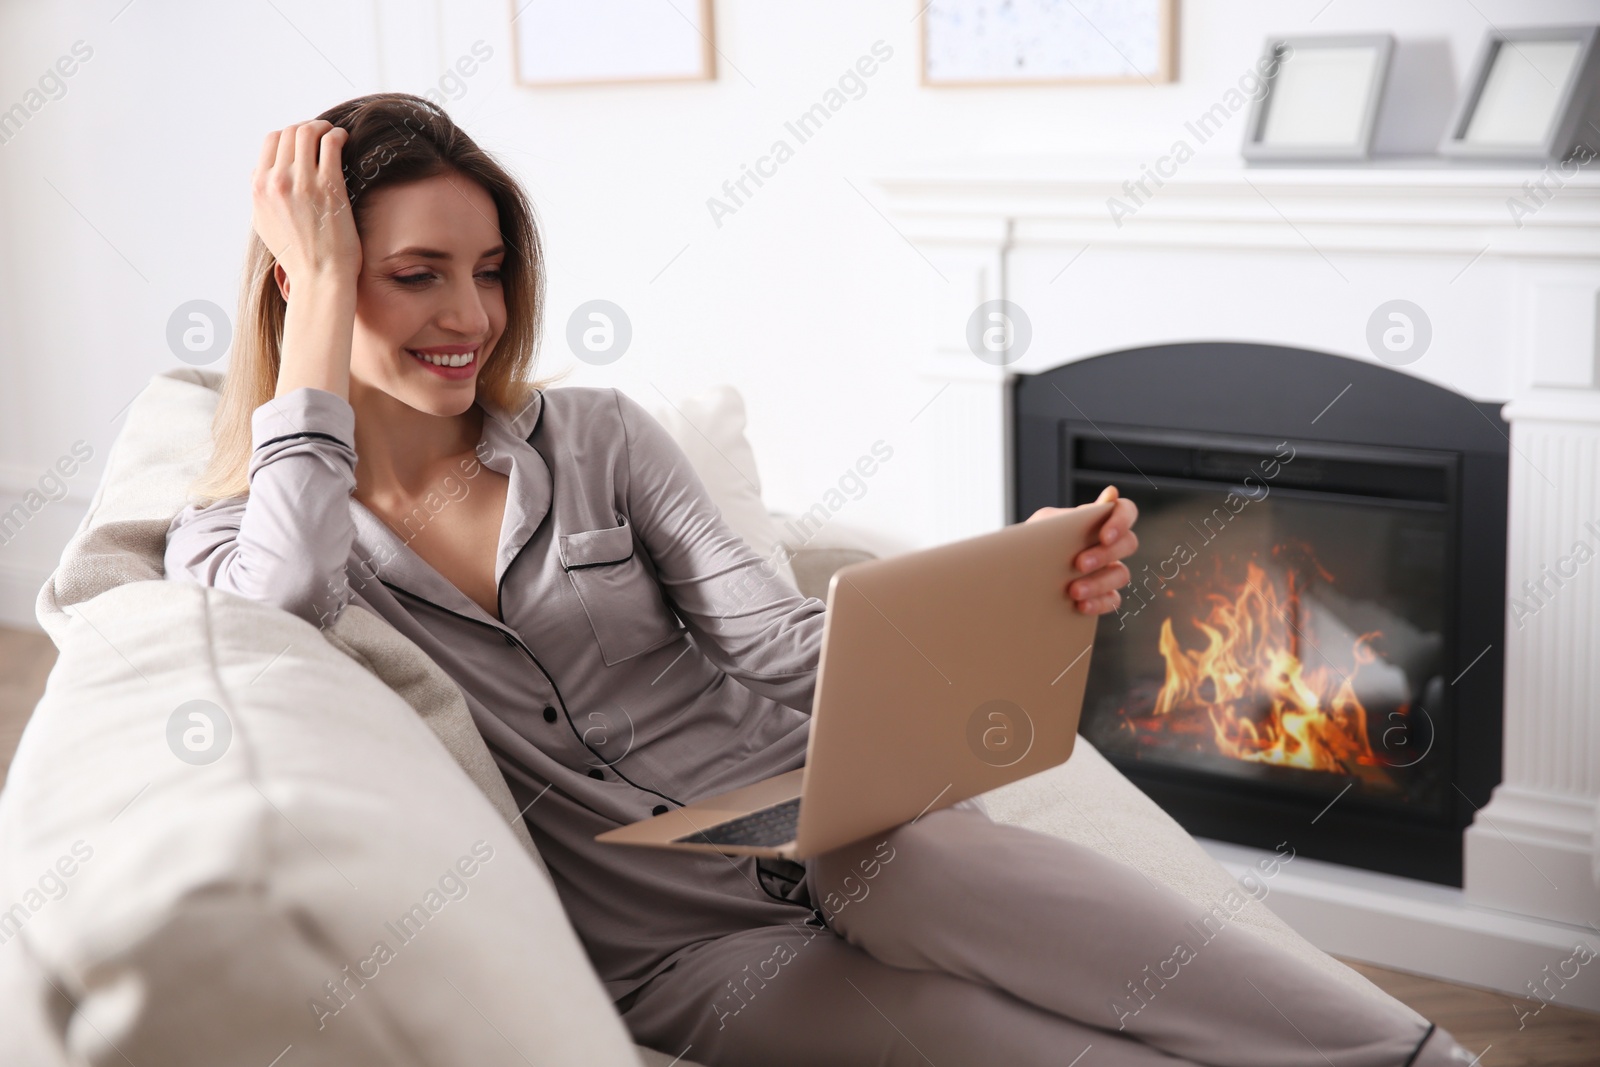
top-left (1123, 560), bottom-right (1391, 776)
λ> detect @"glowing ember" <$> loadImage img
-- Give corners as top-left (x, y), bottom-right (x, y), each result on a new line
top-left (1120, 560), bottom-right (1391, 775)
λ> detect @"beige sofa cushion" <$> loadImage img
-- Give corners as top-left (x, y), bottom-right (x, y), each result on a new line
top-left (1, 578), bottom-right (652, 1065)
top-left (642, 384), bottom-right (798, 590)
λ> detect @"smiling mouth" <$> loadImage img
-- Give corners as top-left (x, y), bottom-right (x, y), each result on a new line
top-left (407, 347), bottom-right (478, 369)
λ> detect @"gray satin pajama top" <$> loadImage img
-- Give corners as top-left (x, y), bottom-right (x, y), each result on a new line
top-left (163, 385), bottom-right (828, 1004)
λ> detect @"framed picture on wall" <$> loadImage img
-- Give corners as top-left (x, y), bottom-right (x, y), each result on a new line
top-left (510, 0), bottom-right (715, 87)
top-left (1241, 34), bottom-right (1394, 162)
top-left (920, 0), bottom-right (1178, 86)
top-left (1440, 25), bottom-right (1600, 161)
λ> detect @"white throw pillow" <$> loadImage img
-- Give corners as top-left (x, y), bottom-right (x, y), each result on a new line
top-left (640, 385), bottom-right (799, 591)
top-left (1, 579), bottom-right (653, 1066)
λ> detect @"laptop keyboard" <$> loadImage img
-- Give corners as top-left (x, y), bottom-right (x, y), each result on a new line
top-left (676, 797), bottom-right (801, 848)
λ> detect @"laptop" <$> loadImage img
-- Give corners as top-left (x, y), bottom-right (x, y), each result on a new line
top-left (594, 501), bottom-right (1113, 860)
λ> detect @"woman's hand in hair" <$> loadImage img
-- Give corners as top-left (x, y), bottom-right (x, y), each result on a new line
top-left (252, 120), bottom-right (361, 286)
top-left (254, 120), bottom-right (361, 399)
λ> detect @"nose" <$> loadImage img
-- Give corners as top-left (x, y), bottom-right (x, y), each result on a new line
top-left (435, 273), bottom-right (492, 338)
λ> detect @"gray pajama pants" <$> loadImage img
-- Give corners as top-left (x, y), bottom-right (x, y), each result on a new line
top-left (619, 799), bottom-right (1469, 1067)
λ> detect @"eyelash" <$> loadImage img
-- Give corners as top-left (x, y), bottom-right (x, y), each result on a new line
top-left (394, 269), bottom-right (504, 286)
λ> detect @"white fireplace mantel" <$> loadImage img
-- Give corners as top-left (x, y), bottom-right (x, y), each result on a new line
top-left (876, 156), bottom-right (1600, 1009)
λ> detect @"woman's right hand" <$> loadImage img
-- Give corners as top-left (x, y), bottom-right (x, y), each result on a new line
top-left (255, 120), bottom-right (362, 401)
top-left (252, 120), bottom-right (361, 287)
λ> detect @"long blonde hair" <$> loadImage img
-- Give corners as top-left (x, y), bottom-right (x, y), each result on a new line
top-left (193, 92), bottom-right (564, 502)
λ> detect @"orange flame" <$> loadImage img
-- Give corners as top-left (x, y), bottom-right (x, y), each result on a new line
top-left (1129, 561), bottom-right (1387, 774)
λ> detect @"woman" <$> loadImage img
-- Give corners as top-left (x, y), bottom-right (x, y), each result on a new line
top-left (165, 94), bottom-right (1471, 1066)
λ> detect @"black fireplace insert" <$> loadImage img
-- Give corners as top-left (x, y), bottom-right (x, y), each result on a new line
top-left (1013, 342), bottom-right (1507, 886)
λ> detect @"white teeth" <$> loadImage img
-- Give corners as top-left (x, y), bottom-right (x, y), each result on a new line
top-left (411, 350), bottom-right (475, 368)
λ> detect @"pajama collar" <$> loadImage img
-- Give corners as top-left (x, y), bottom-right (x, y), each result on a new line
top-left (346, 388), bottom-right (552, 634)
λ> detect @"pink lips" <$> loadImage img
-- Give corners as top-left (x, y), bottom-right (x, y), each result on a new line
top-left (406, 345), bottom-right (478, 381)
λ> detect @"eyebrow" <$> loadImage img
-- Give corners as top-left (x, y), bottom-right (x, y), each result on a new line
top-left (382, 245), bottom-right (505, 262)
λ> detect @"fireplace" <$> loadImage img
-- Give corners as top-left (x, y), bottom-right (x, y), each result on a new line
top-left (1014, 342), bottom-right (1509, 886)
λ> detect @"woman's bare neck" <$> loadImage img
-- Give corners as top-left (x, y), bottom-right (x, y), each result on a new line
top-left (348, 382), bottom-right (484, 506)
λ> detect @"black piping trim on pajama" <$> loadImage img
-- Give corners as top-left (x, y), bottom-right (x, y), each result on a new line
top-left (1401, 1023), bottom-right (1437, 1067)
top-left (255, 430), bottom-right (351, 451)
top-left (379, 577), bottom-right (686, 810)
top-left (561, 556), bottom-right (633, 571)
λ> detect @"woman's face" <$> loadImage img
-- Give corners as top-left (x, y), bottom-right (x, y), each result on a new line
top-left (349, 171), bottom-right (506, 418)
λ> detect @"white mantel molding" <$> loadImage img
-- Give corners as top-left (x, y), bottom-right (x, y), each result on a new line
top-left (876, 157), bottom-right (1600, 258)
top-left (878, 155), bottom-right (1600, 996)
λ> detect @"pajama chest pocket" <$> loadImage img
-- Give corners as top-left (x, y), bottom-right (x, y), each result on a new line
top-left (559, 516), bottom-right (684, 666)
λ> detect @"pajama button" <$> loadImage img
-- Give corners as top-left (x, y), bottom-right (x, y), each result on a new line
top-left (543, 706), bottom-right (557, 722)
top-left (652, 804), bottom-right (669, 816)
top-left (588, 768), bottom-right (604, 779)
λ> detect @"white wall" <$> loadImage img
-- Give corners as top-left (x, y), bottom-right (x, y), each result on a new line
top-left (1, 0), bottom-right (1595, 626)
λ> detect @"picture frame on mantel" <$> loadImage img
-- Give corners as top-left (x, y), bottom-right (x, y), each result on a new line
top-left (1440, 24), bottom-right (1600, 162)
top-left (920, 0), bottom-right (1178, 87)
top-left (509, 0), bottom-right (715, 87)
top-left (1241, 34), bottom-right (1394, 162)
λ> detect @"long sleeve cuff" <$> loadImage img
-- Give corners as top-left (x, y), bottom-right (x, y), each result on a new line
top-left (248, 388), bottom-right (358, 481)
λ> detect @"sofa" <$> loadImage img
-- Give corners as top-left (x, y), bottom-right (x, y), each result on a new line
top-left (0, 368), bottom-right (1422, 1066)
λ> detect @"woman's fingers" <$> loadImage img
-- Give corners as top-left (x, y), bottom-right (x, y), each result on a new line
top-left (293, 121), bottom-right (329, 184)
top-left (317, 126), bottom-right (353, 219)
top-left (1074, 494), bottom-right (1139, 574)
top-left (274, 121), bottom-right (299, 171)
top-left (1075, 590), bottom-right (1123, 616)
top-left (317, 125), bottom-right (348, 183)
top-left (1100, 493), bottom-right (1140, 548)
top-left (1069, 560), bottom-right (1130, 603)
top-left (1065, 486), bottom-right (1138, 612)
top-left (1098, 500), bottom-right (1139, 561)
top-left (1027, 488), bottom-right (1140, 612)
top-left (255, 130), bottom-right (281, 182)
top-left (264, 120), bottom-right (333, 181)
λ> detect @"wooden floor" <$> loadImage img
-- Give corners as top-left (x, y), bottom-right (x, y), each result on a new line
top-left (2, 624), bottom-right (1598, 1060)
top-left (1340, 959), bottom-right (1600, 1066)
